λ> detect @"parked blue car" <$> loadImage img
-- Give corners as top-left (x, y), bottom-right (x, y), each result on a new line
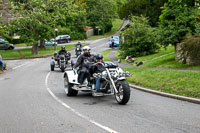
top-left (109, 35), bottom-right (120, 47)
top-left (38, 40), bottom-right (57, 46)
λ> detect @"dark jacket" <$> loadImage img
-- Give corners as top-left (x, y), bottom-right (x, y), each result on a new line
top-left (90, 62), bottom-right (106, 74)
top-left (75, 44), bottom-right (82, 52)
top-left (76, 43), bottom-right (82, 48)
top-left (58, 49), bottom-right (68, 55)
top-left (74, 53), bottom-right (96, 69)
top-left (58, 49), bottom-right (71, 60)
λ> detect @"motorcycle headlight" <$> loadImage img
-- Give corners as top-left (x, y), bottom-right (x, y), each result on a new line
top-left (125, 71), bottom-right (130, 77)
top-left (122, 72), bottom-right (126, 77)
top-left (93, 73), bottom-right (102, 78)
top-left (97, 73), bottom-right (102, 78)
top-left (119, 71), bottom-right (130, 77)
top-left (119, 72), bottom-right (123, 77)
top-left (93, 73), bottom-right (98, 78)
top-left (110, 72), bottom-right (117, 78)
top-left (102, 71), bottom-right (107, 79)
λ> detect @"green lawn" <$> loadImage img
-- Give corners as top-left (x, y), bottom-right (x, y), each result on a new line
top-left (123, 67), bottom-right (200, 99)
top-left (87, 19), bottom-right (123, 40)
top-left (0, 44), bottom-right (87, 59)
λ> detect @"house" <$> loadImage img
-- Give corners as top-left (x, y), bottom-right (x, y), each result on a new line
top-left (84, 26), bottom-right (94, 37)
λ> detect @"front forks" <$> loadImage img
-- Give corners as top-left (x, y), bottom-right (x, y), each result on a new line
top-left (106, 69), bottom-right (118, 94)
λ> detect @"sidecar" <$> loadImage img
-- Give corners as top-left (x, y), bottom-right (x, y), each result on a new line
top-left (50, 52), bottom-right (69, 72)
top-left (63, 68), bottom-right (93, 96)
top-left (50, 52), bottom-right (59, 71)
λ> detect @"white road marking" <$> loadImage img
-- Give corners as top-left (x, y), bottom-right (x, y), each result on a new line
top-left (12, 59), bottom-right (42, 70)
top-left (91, 43), bottom-right (110, 52)
top-left (91, 38), bottom-right (106, 44)
top-left (12, 62), bottom-right (31, 70)
top-left (45, 72), bottom-right (119, 133)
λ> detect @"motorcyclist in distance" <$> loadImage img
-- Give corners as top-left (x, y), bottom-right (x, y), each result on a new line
top-left (73, 46), bottom-right (96, 87)
top-left (75, 41), bottom-right (82, 57)
top-left (58, 46), bottom-right (71, 63)
top-left (76, 41), bottom-right (82, 49)
top-left (58, 46), bottom-right (67, 55)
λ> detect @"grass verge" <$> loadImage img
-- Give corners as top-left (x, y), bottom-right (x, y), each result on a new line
top-left (87, 19), bottom-right (123, 40)
top-left (0, 43), bottom-right (87, 60)
top-left (123, 67), bottom-right (200, 99)
top-left (101, 49), bottom-right (112, 61)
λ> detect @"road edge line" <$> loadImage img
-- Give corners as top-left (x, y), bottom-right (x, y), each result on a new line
top-left (45, 71), bottom-right (119, 133)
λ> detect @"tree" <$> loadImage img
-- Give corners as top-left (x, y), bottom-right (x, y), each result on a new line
top-left (85, 0), bottom-right (118, 34)
top-left (118, 0), bottom-right (168, 27)
top-left (9, 0), bottom-right (82, 54)
top-left (157, 0), bottom-right (200, 49)
top-left (8, 0), bottom-right (120, 55)
top-left (120, 16), bottom-right (159, 58)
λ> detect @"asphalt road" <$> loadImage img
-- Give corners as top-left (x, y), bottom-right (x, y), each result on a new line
top-left (1, 36), bottom-right (200, 133)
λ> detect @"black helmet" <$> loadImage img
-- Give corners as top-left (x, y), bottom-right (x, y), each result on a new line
top-left (96, 53), bottom-right (103, 60)
top-left (61, 46), bottom-right (65, 49)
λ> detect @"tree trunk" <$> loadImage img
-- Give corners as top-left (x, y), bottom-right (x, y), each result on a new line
top-left (39, 40), bottom-right (46, 49)
top-left (192, 0), bottom-right (195, 7)
top-left (174, 43), bottom-right (178, 61)
top-left (32, 43), bottom-right (38, 55)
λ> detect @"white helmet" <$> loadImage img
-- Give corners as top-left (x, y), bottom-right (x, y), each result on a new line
top-left (83, 46), bottom-right (90, 51)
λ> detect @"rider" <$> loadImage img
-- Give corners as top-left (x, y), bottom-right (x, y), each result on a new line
top-left (58, 46), bottom-right (71, 63)
top-left (73, 46), bottom-right (96, 87)
top-left (75, 41), bottom-right (82, 49)
top-left (58, 46), bottom-right (67, 55)
top-left (90, 53), bottom-right (106, 93)
top-left (75, 41), bottom-right (82, 56)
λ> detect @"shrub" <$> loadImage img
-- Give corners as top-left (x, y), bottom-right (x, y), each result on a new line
top-left (90, 20), bottom-right (113, 35)
top-left (70, 32), bottom-right (87, 40)
top-left (120, 16), bottom-right (159, 58)
top-left (57, 26), bottom-right (71, 36)
top-left (11, 39), bottom-right (25, 44)
top-left (104, 20), bottom-right (113, 33)
top-left (157, 1), bottom-right (198, 48)
top-left (181, 35), bottom-right (200, 60)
